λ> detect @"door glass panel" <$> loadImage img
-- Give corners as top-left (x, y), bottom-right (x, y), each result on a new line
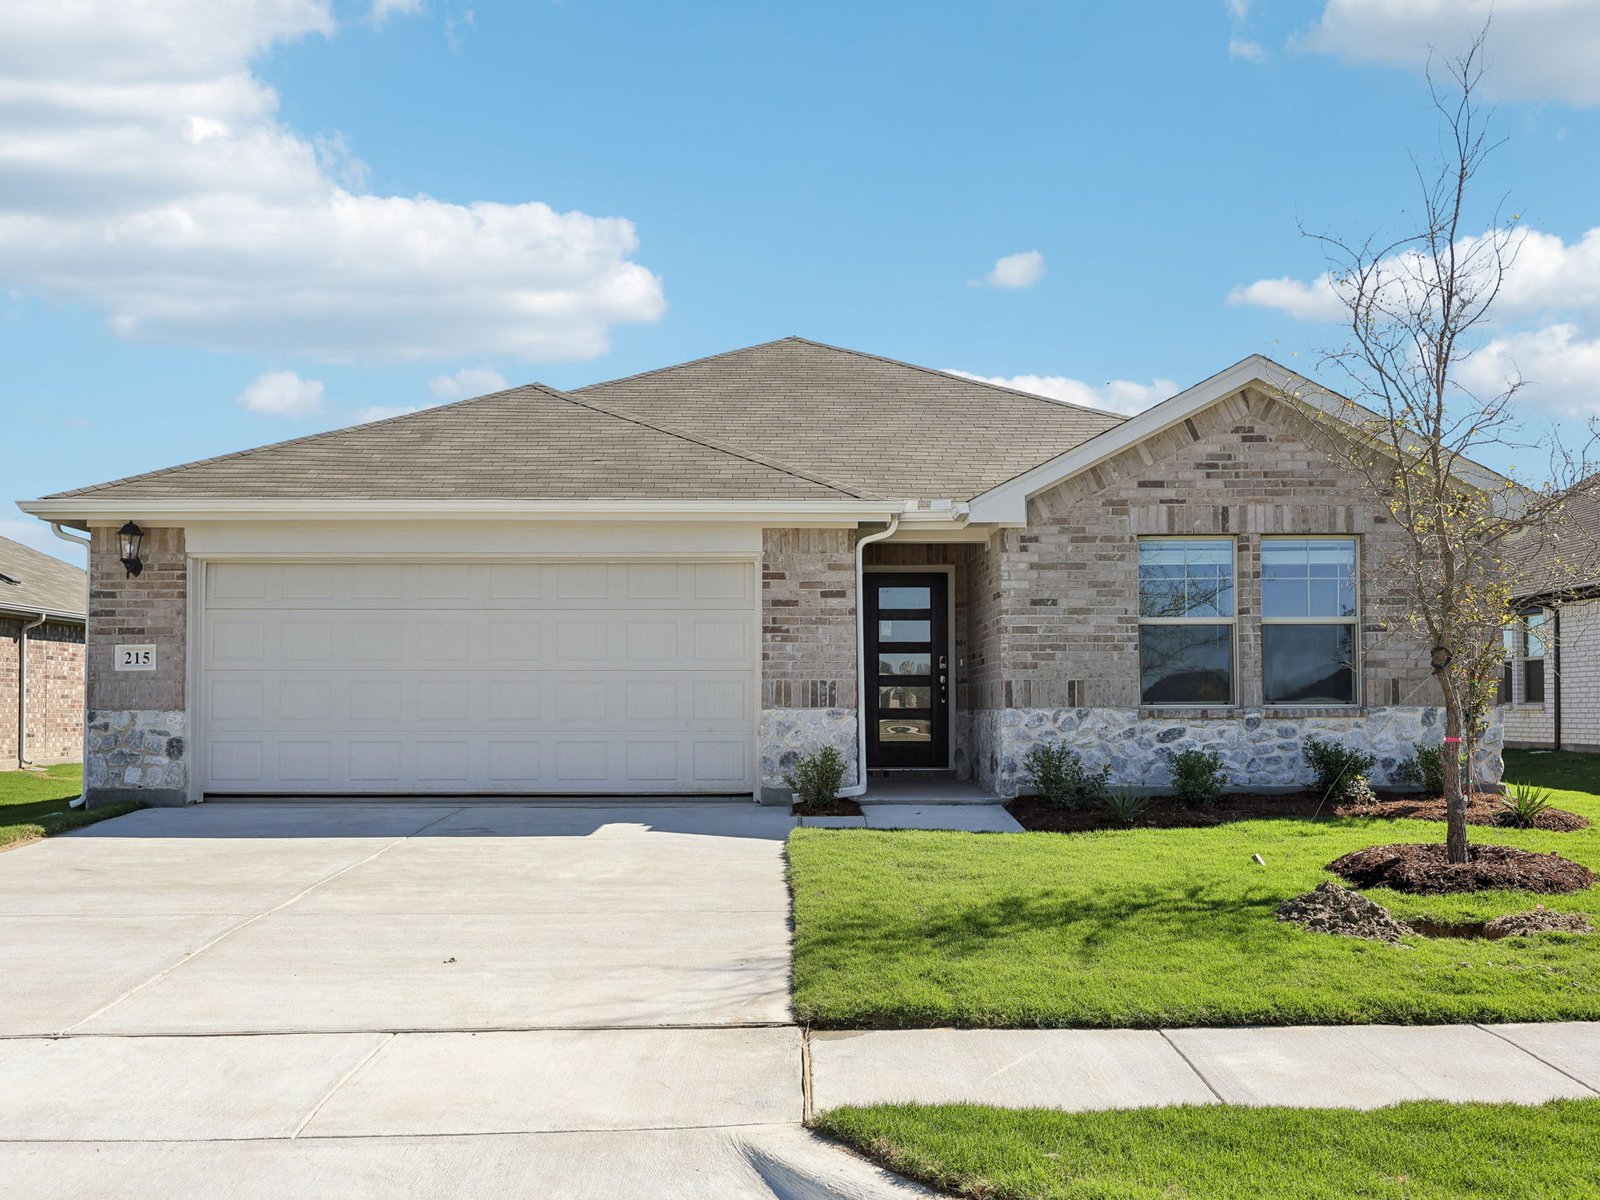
top-left (878, 685), bottom-right (931, 710)
top-left (878, 586), bottom-right (931, 610)
top-left (878, 718), bottom-right (931, 743)
top-left (879, 619), bottom-right (931, 642)
top-left (878, 652), bottom-right (930, 677)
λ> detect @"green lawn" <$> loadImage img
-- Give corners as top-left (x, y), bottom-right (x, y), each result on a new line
top-left (0, 764), bottom-right (140, 848)
top-left (788, 750), bottom-right (1600, 1028)
top-left (814, 1100), bottom-right (1600, 1200)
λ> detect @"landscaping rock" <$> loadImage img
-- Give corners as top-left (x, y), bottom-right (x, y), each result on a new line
top-left (1328, 843), bottom-right (1597, 895)
top-left (1275, 882), bottom-right (1410, 943)
top-left (1483, 907), bottom-right (1594, 938)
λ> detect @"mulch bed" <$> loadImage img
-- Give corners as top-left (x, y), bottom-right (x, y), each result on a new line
top-left (1008, 792), bottom-right (1332, 833)
top-left (1007, 789), bottom-right (1590, 834)
top-left (1328, 843), bottom-right (1597, 895)
top-left (791, 797), bottom-right (864, 817)
top-left (1337, 793), bottom-right (1589, 833)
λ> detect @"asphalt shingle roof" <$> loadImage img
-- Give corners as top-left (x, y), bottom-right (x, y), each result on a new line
top-left (0, 536), bottom-right (86, 619)
top-left (43, 338), bottom-right (1129, 504)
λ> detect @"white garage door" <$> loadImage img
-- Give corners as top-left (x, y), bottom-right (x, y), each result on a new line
top-left (199, 560), bottom-right (758, 795)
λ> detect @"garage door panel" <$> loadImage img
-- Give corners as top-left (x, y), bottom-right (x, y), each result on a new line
top-left (201, 560), bottom-right (757, 794)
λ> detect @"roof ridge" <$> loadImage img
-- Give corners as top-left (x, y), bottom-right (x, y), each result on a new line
top-left (43, 385), bottom-right (530, 499)
top-left (783, 337), bottom-right (1131, 420)
top-left (569, 335), bottom-right (805, 395)
top-left (551, 386), bottom-right (871, 499)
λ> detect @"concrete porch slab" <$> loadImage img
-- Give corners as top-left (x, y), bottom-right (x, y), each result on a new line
top-left (1165, 1024), bottom-right (1598, 1108)
top-left (858, 779), bottom-right (1002, 805)
top-left (809, 1029), bottom-right (1215, 1112)
top-left (305, 1027), bottom-right (803, 1136)
top-left (860, 804), bottom-right (1023, 832)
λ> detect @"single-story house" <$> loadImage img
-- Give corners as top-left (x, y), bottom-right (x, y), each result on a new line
top-left (0, 535), bottom-right (87, 770)
top-left (1503, 491), bottom-right (1600, 754)
top-left (20, 338), bottom-right (1503, 806)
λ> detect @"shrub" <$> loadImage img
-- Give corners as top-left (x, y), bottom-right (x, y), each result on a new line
top-left (785, 746), bottom-right (849, 807)
top-left (1344, 774), bottom-right (1378, 808)
top-left (1164, 747), bottom-right (1227, 809)
top-left (1499, 782), bottom-right (1554, 829)
top-left (1023, 743), bottom-right (1111, 810)
top-left (1103, 786), bottom-right (1152, 827)
top-left (1302, 735), bottom-right (1379, 804)
top-left (1397, 742), bottom-right (1447, 796)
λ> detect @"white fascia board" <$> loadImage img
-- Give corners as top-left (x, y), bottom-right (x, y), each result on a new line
top-left (966, 355), bottom-right (1512, 524)
top-left (17, 497), bottom-right (959, 528)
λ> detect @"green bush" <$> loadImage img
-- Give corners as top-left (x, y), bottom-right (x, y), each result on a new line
top-left (785, 746), bottom-right (849, 806)
top-left (1498, 781), bottom-right (1554, 829)
top-left (1302, 735), bottom-right (1379, 804)
top-left (1164, 747), bottom-right (1227, 808)
top-left (1102, 785), bottom-right (1152, 827)
top-left (1023, 743), bottom-right (1111, 810)
top-left (1398, 742), bottom-right (1447, 796)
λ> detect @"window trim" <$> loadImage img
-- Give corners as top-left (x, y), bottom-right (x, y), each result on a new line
top-left (1520, 607), bottom-right (1548, 707)
top-left (1259, 535), bottom-right (1361, 707)
top-left (1137, 535), bottom-right (1237, 707)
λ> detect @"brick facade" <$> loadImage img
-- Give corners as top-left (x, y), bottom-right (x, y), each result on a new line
top-left (0, 617), bottom-right (85, 768)
top-left (761, 528), bottom-right (857, 709)
top-left (1504, 599), bottom-right (1600, 753)
top-left (85, 526), bottom-right (188, 805)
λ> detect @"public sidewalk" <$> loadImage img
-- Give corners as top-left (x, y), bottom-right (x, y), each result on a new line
top-left (808, 1022), bottom-right (1600, 1113)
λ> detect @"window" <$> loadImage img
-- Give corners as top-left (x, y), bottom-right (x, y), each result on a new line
top-left (1500, 624), bottom-right (1516, 705)
top-left (1261, 538), bottom-right (1358, 705)
top-left (1522, 608), bottom-right (1548, 705)
top-left (1138, 539), bottom-right (1234, 704)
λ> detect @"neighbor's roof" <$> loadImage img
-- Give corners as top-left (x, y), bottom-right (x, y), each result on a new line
top-left (0, 536), bottom-right (85, 620)
top-left (39, 338), bottom-right (1126, 506)
top-left (1512, 486), bottom-right (1600, 599)
top-left (575, 338), bottom-right (1126, 500)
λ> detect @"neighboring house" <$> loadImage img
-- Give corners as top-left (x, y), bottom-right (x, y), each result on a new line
top-left (0, 535), bottom-right (86, 770)
top-left (1503, 492), bottom-right (1600, 754)
top-left (20, 338), bottom-right (1502, 806)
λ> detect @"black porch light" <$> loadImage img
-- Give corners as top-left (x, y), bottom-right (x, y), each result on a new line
top-left (117, 521), bottom-right (145, 578)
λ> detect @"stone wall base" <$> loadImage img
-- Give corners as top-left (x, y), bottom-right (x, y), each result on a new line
top-left (759, 707), bottom-right (858, 802)
top-left (973, 706), bottom-right (1504, 798)
top-left (86, 709), bottom-right (189, 805)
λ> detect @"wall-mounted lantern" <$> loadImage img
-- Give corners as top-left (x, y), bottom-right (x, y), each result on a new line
top-left (117, 521), bottom-right (145, 578)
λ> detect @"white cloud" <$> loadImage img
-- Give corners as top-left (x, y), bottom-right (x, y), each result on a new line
top-left (236, 369), bottom-right (324, 417)
top-left (1229, 37), bottom-right (1266, 62)
top-left (1225, 0), bottom-right (1251, 19)
top-left (981, 250), bottom-right (1046, 290)
top-left (1299, 0), bottom-right (1600, 106)
top-left (1457, 324), bottom-right (1600, 417)
top-left (1226, 273), bottom-right (1346, 321)
top-left (369, 0), bottom-right (423, 20)
top-left (427, 366), bottom-right (508, 401)
top-left (0, 518), bottom-right (86, 568)
top-left (0, 1), bottom-right (664, 363)
top-left (945, 370), bottom-right (1177, 416)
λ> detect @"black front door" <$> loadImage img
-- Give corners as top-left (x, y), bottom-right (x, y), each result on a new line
top-left (865, 572), bottom-right (949, 770)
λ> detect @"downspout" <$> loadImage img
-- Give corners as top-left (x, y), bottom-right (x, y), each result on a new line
top-left (837, 513), bottom-right (901, 798)
top-left (15, 613), bottom-right (46, 767)
top-left (50, 523), bottom-right (92, 809)
top-left (1553, 605), bottom-right (1563, 753)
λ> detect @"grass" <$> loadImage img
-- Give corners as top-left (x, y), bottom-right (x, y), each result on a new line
top-left (788, 749), bottom-right (1600, 1028)
top-left (0, 764), bottom-right (141, 848)
top-left (814, 1100), bottom-right (1600, 1200)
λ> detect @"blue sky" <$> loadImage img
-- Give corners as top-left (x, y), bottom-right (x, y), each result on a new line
top-left (6, 0), bottom-right (1600, 564)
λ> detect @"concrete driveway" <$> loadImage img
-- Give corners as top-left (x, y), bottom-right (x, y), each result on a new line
top-left (0, 802), bottom-right (925, 1199)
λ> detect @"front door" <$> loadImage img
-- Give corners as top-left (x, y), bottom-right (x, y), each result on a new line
top-left (865, 572), bottom-right (949, 769)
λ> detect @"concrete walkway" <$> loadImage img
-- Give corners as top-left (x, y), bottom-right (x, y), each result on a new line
top-left (809, 1023), bottom-right (1600, 1113)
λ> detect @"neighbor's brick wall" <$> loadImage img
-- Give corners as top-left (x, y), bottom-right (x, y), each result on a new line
top-left (761, 528), bottom-right (857, 708)
top-left (88, 526), bottom-right (187, 714)
top-left (0, 619), bottom-right (85, 767)
top-left (987, 388), bottom-right (1435, 712)
top-left (1504, 599), bottom-right (1600, 751)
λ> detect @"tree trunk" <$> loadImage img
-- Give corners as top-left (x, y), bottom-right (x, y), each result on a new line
top-left (1439, 675), bottom-right (1470, 864)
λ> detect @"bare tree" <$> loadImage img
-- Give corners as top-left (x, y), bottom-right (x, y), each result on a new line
top-left (1284, 31), bottom-right (1597, 863)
